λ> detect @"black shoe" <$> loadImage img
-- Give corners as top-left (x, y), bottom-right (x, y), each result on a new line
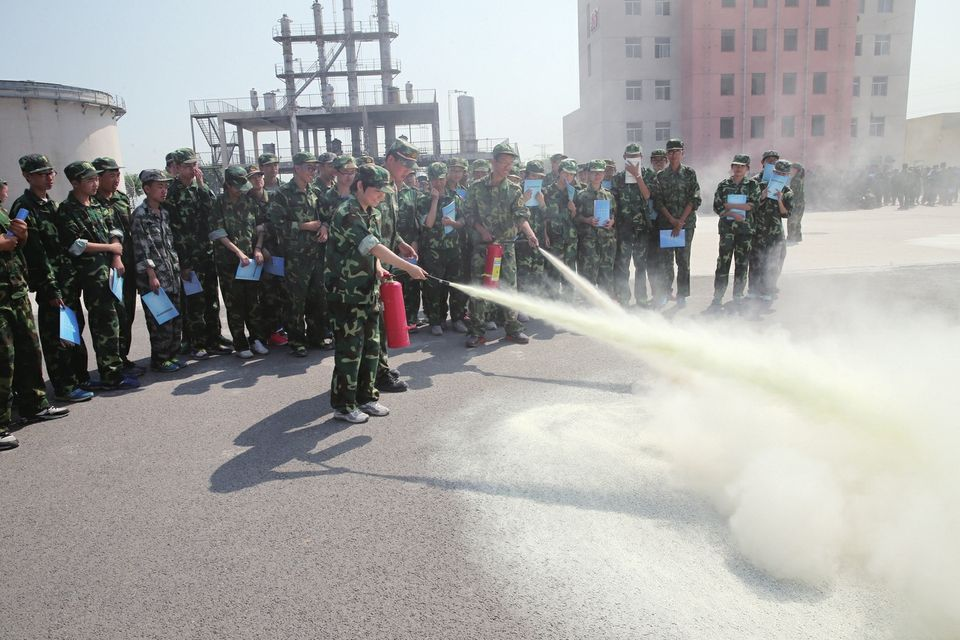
top-left (504, 332), bottom-right (530, 344)
top-left (26, 406), bottom-right (70, 422)
top-left (388, 368), bottom-right (401, 381)
top-left (376, 376), bottom-right (408, 393)
top-left (290, 346), bottom-right (308, 358)
top-left (122, 359), bottom-right (146, 376)
top-left (208, 344), bottom-right (233, 355)
top-left (217, 335), bottom-right (234, 348)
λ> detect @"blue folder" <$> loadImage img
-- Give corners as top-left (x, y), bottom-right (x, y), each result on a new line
top-left (726, 194), bottom-right (748, 220)
top-left (441, 201), bottom-right (457, 236)
top-left (110, 268), bottom-right (124, 302)
top-left (4, 208), bottom-right (29, 238)
top-left (183, 271), bottom-right (203, 296)
top-left (456, 188), bottom-right (467, 201)
top-left (142, 289), bottom-right (180, 325)
top-left (767, 174), bottom-right (791, 199)
top-left (59, 307), bottom-right (81, 345)
top-left (566, 183), bottom-right (576, 201)
top-left (235, 262), bottom-right (263, 281)
top-left (601, 180), bottom-right (612, 190)
top-left (264, 256), bottom-right (285, 277)
top-left (524, 179), bottom-right (543, 207)
top-left (593, 200), bottom-right (611, 226)
top-left (659, 229), bottom-right (687, 249)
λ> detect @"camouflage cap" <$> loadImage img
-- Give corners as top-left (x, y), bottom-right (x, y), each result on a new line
top-left (447, 157), bottom-right (469, 170)
top-left (650, 149), bottom-right (667, 159)
top-left (175, 147), bottom-right (199, 164)
top-left (0, 178), bottom-right (6, 185)
top-left (92, 157), bottom-right (122, 172)
top-left (587, 159), bottom-right (607, 172)
top-left (559, 159), bottom-right (578, 174)
top-left (356, 164), bottom-right (394, 193)
top-left (624, 143), bottom-right (643, 156)
top-left (318, 152), bottom-right (336, 165)
top-left (665, 138), bottom-right (684, 151)
top-left (292, 152), bottom-right (319, 165)
top-left (472, 159), bottom-right (491, 173)
top-left (731, 154), bottom-right (751, 166)
top-left (774, 159), bottom-right (792, 173)
top-left (550, 153), bottom-right (568, 162)
top-left (428, 162), bottom-right (448, 180)
top-left (525, 160), bottom-right (545, 175)
top-left (139, 169), bottom-right (173, 184)
top-left (165, 151), bottom-right (177, 165)
top-left (491, 141), bottom-right (518, 159)
top-left (64, 161), bottom-right (101, 182)
top-left (258, 153), bottom-right (280, 165)
top-left (333, 155), bottom-right (357, 171)
top-left (386, 139), bottom-right (420, 168)
top-left (245, 164), bottom-right (264, 177)
top-left (508, 162), bottom-right (523, 178)
top-left (223, 165), bottom-right (252, 192)
top-left (19, 154), bottom-right (55, 174)
top-left (358, 155), bottom-right (376, 166)
top-left (762, 149), bottom-right (780, 162)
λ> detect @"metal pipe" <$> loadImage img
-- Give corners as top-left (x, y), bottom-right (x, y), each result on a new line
top-left (343, 0), bottom-right (359, 108)
top-left (313, 1), bottom-right (327, 94)
top-left (377, 0), bottom-right (393, 104)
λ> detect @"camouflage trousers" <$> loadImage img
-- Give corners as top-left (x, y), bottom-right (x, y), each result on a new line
top-left (217, 264), bottom-right (264, 352)
top-left (544, 227), bottom-right (578, 300)
top-left (614, 228), bottom-right (655, 305)
top-left (394, 268), bottom-right (421, 325)
top-left (714, 231), bottom-right (752, 302)
top-left (420, 246), bottom-right (462, 326)
top-left (1, 295), bottom-right (50, 426)
top-left (78, 269), bottom-right (124, 384)
top-left (467, 242), bottom-right (522, 337)
top-left (448, 233), bottom-right (472, 321)
top-left (141, 287), bottom-right (182, 365)
top-left (284, 259), bottom-right (329, 350)
top-left (748, 237), bottom-right (785, 297)
top-left (259, 271), bottom-right (287, 335)
top-left (577, 228), bottom-right (617, 297)
top-left (516, 241), bottom-right (548, 297)
top-left (119, 254), bottom-right (137, 360)
top-left (655, 227), bottom-right (696, 299)
top-left (182, 263), bottom-right (222, 349)
top-left (36, 291), bottom-right (89, 397)
top-left (787, 204), bottom-right (805, 242)
top-left (329, 301), bottom-right (380, 412)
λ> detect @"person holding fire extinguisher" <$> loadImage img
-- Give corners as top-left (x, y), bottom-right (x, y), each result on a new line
top-left (324, 164), bottom-right (427, 424)
top-left (463, 142), bottom-right (540, 348)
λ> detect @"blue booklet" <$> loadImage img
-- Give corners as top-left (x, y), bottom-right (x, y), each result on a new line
top-left (110, 268), bottom-right (124, 302)
top-left (456, 187), bottom-right (467, 201)
top-left (762, 163), bottom-right (775, 183)
top-left (726, 194), bottom-right (748, 220)
top-left (142, 288), bottom-right (179, 325)
top-left (524, 179), bottom-right (543, 207)
top-left (659, 229), bottom-right (686, 248)
top-left (441, 201), bottom-right (457, 236)
top-left (4, 208), bottom-right (29, 237)
top-left (646, 199), bottom-right (658, 221)
top-left (593, 199), bottom-right (611, 226)
top-left (235, 262), bottom-right (263, 281)
top-left (183, 271), bottom-right (203, 296)
top-left (264, 256), bottom-right (285, 277)
top-left (601, 180), bottom-right (612, 190)
top-left (59, 306), bottom-right (81, 345)
top-left (566, 183), bottom-right (576, 202)
top-left (767, 174), bottom-right (791, 200)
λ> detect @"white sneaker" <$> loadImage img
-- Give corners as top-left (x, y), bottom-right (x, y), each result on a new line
top-left (430, 325), bottom-right (443, 336)
top-left (517, 312), bottom-right (530, 322)
top-left (334, 408), bottom-right (369, 423)
top-left (359, 401), bottom-right (390, 417)
top-left (252, 339), bottom-right (269, 355)
top-left (235, 349), bottom-right (254, 359)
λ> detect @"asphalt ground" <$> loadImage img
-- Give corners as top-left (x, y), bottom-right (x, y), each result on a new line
top-left (2, 204), bottom-right (959, 639)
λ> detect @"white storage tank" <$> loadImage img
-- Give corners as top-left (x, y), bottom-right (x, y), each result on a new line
top-left (0, 80), bottom-right (127, 202)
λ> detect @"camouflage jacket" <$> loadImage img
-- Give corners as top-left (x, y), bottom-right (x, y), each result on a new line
top-left (611, 168), bottom-right (656, 236)
top-left (324, 195), bottom-right (382, 306)
top-left (131, 202), bottom-right (180, 293)
top-left (246, 190), bottom-right (276, 253)
top-left (396, 183), bottom-right (421, 249)
top-left (56, 192), bottom-right (123, 284)
top-left (319, 185), bottom-right (351, 224)
top-left (0, 207), bottom-right (29, 304)
top-left (209, 193), bottom-right (259, 268)
top-left (712, 177), bottom-right (762, 235)
top-left (417, 190), bottom-right (463, 253)
top-left (574, 184), bottom-right (617, 239)
top-left (371, 179), bottom-right (406, 255)
top-left (652, 165), bottom-right (702, 230)
top-left (542, 180), bottom-right (581, 246)
top-left (754, 183), bottom-right (793, 242)
top-left (166, 178), bottom-right (216, 271)
top-left (463, 175), bottom-right (529, 244)
top-left (96, 190), bottom-right (133, 261)
top-left (267, 179), bottom-right (323, 263)
top-left (264, 177), bottom-right (285, 196)
top-left (12, 189), bottom-right (65, 301)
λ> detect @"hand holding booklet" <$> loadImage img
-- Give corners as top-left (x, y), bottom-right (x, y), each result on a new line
top-left (767, 174), bottom-right (791, 200)
top-left (441, 201), bottom-right (457, 235)
top-left (659, 229), bottom-right (686, 248)
top-left (142, 288), bottom-right (179, 325)
top-left (593, 200), bottom-right (611, 226)
top-left (523, 179), bottom-right (543, 207)
top-left (183, 271), bottom-right (203, 296)
top-left (726, 194), bottom-right (748, 220)
top-left (59, 306), bottom-right (81, 345)
top-left (235, 261), bottom-right (263, 281)
top-left (110, 268), bottom-right (124, 301)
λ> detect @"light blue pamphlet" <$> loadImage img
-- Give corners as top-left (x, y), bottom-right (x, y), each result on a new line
top-left (456, 188), bottom-right (467, 201)
top-left (646, 198), bottom-right (658, 221)
top-left (659, 229), bottom-right (687, 249)
top-left (264, 256), bottom-right (285, 277)
top-left (524, 179), bottom-right (543, 207)
top-left (4, 208), bottom-right (29, 237)
top-left (441, 201), bottom-right (457, 236)
top-left (59, 306), bottom-right (81, 345)
top-left (593, 199), bottom-right (611, 226)
top-left (566, 183), bottom-right (576, 201)
top-left (142, 288), bottom-right (179, 325)
top-left (762, 163), bottom-right (775, 183)
top-left (767, 174), bottom-right (791, 200)
top-left (110, 268), bottom-right (124, 302)
top-left (726, 194), bottom-right (748, 221)
top-left (235, 262), bottom-right (263, 281)
top-left (183, 271), bottom-right (203, 296)
top-left (601, 180), bottom-right (612, 190)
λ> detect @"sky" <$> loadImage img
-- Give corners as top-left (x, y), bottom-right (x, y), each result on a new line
top-left (1, 0), bottom-right (957, 174)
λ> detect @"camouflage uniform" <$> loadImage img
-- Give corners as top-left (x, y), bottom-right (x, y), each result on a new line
top-left (418, 186), bottom-right (463, 326)
top-left (612, 166), bottom-right (657, 305)
top-left (542, 177), bottom-right (580, 299)
top-left (370, 173), bottom-right (407, 379)
top-left (516, 169), bottom-right (549, 297)
top-left (324, 195), bottom-right (382, 413)
top-left (395, 183), bottom-right (422, 324)
top-left (574, 182), bottom-right (618, 296)
top-left (131, 199), bottom-right (182, 365)
top-left (652, 158), bottom-right (701, 299)
top-left (712, 174), bottom-right (761, 302)
top-left (248, 187), bottom-right (285, 337)
top-left (786, 168), bottom-right (806, 242)
top-left (750, 175), bottom-right (793, 299)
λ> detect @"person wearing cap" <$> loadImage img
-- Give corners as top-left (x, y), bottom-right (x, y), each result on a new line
top-left (708, 154), bottom-right (761, 312)
top-left (444, 158), bottom-right (471, 332)
top-left (396, 162), bottom-right (427, 332)
top-left (749, 159), bottom-right (794, 302)
top-left (93, 157), bottom-right (141, 374)
top-left (417, 161), bottom-right (466, 335)
top-left (358, 155), bottom-right (376, 167)
top-left (611, 144), bottom-right (655, 307)
top-left (324, 164), bottom-right (427, 424)
top-left (470, 159), bottom-right (491, 184)
top-left (755, 150), bottom-right (780, 183)
top-left (515, 159), bottom-right (549, 301)
top-left (463, 141), bottom-right (539, 347)
top-left (131, 170), bottom-right (184, 372)
top-left (542, 158), bottom-right (582, 300)
top-left (573, 160), bottom-right (617, 295)
top-left (167, 147), bottom-right (230, 359)
top-left (313, 152), bottom-right (337, 191)
top-left (248, 162), bottom-right (288, 347)
top-left (650, 149), bottom-right (668, 173)
top-left (652, 138), bottom-right (702, 308)
top-left (258, 153), bottom-right (284, 195)
top-left (786, 163), bottom-right (806, 244)
top-left (56, 161), bottom-right (138, 390)
top-left (209, 166), bottom-right (268, 359)
top-left (267, 152), bottom-right (329, 357)
top-left (543, 153), bottom-right (568, 190)
top-left (164, 151), bottom-right (178, 177)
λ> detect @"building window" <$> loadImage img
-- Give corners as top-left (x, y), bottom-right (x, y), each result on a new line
top-left (753, 0), bottom-right (768, 7)
top-left (626, 80), bottom-right (643, 100)
top-left (785, 0), bottom-right (799, 6)
top-left (784, 28), bottom-right (798, 51)
top-left (625, 37), bottom-right (642, 58)
top-left (655, 37), bottom-right (671, 58)
top-left (751, 116), bottom-right (766, 138)
top-left (853, 76), bottom-right (861, 97)
top-left (655, 121), bottom-right (671, 141)
top-left (720, 117), bottom-right (735, 138)
top-left (721, 29), bottom-right (736, 52)
top-left (720, 74), bottom-right (735, 96)
top-left (722, 0), bottom-right (736, 6)
top-left (752, 73), bottom-right (766, 96)
top-left (816, 0), bottom-right (830, 5)
top-left (656, 0), bottom-right (671, 16)
top-left (627, 122), bottom-right (643, 143)
top-left (655, 80), bottom-right (672, 100)
top-left (811, 115), bottom-right (826, 136)
top-left (815, 28), bottom-right (829, 50)
top-left (878, 0), bottom-right (893, 12)
top-left (872, 75), bottom-right (889, 96)
top-left (813, 72), bottom-right (827, 94)
top-left (783, 72), bottom-right (797, 95)
top-left (870, 115), bottom-right (886, 136)
top-left (875, 34), bottom-right (891, 55)
top-left (625, 0), bottom-right (642, 14)
top-left (782, 116), bottom-right (796, 137)
top-left (851, 117), bottom-right (859, 137)
top-left (856, 35), bottom-right (863, 56)
top-left (858, 0), bottom-right (865, 12)
top-left (753, 29), bottom-right (768, 52)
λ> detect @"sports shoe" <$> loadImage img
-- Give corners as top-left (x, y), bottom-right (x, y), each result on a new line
top-left (235, 349), bottom-right (254, 359)
top-left (359, 401), bottom-right (390, 417)
top-left (122, 359), bottom-right (146, 376)
top-left (320, 336), bottom-right (335, 350)
top-left (0, 432), bottom-right (19, 451)
top-left (452, 320), bottom-right (468, 333)
top-left (192, 348), bottom-right (210, 360)
top-left (291, 346), bottom-right (308, 358)
top-left (505, 332), bottom-right (530, 344)
top-left (430, 325), bottom-right (443, 336)
top-left (517, 312), bottom-right (530, 322)
top-left (334, 408), bottom-right (369, 424)
top-left (268, 331), bottom-right (288, 346)
top-left (208, 344), bottom-right (233, 355)
top-left (171, 358), bottom-right (187, 370)
top-left (95, 376), bottom-right (140, 391)
top-left (218, 335), bottom-right (234, 348)
top-left (27, 406), bottom-right (70, 421)
top-left (151, 360), bottom-right (181, 373)
top-left (252, 339), bottom-right (269, 355)
top-left (465, 335), bottom-right (487, 348)
top-left (376, 376), bottom-right (408, 393)
top-left (56, 388), bottom-right (94, 403)
top-left (485, 321), bottom-right (498, 331)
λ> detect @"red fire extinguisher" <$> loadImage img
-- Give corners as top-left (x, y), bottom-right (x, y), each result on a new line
top-left (380, 278), bottom-right (410, 348)
top-left (482, 243), bottom-right (504, 288)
